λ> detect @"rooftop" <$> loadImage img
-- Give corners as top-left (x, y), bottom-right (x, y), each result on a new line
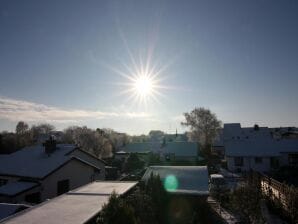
top-left (0, 144), bottom-right (102, 179)
top-left (142, 166), bottom-right (209, 196)
top-left (121, 141), bottom-right (199, 157)
top-left (0, 203), bottom-right (30, 221)
top-left (0, 182), bottom-right (39, 197)
top-left (0, 181), bottom-right (137, 224)
top-left (122, 142), bottom-right (155, 153)
top-left (162, 142), bottom-right (198, 157)
top-left (0, 144), bottom-right (76, 179)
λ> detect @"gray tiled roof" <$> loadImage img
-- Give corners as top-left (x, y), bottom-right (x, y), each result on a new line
top-left (162, 142), bottom-right (198, 157)
top-left (0, 144), bottom-right (102, 179)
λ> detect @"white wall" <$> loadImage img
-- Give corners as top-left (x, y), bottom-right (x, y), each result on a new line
top-left (226, 156), bottom-right (273, 172)
top-left (69, 150), bottom-right (105, 180)
top-left (40, 159), bottom-right (102, 201)
top-left (0, 159), bottom-right (104, 204)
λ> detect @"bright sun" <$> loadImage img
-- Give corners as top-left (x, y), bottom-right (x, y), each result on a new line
top-left (106, 48), bottom-right (169, 106)
top-left (134, 75), bottom-right (153, 97)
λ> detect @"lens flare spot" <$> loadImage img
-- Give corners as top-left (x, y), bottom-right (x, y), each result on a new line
top-left (164, 175), bottom-right (178, 192)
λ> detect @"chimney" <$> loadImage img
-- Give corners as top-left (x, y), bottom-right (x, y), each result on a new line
top-left (43, 136), bottom-right (57, 156)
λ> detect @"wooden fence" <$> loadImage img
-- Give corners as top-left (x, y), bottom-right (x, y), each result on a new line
top-left (250, 171), bottom-right (298, 223)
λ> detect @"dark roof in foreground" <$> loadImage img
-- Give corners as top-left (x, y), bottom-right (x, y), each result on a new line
top-left (0, 144), bottom-right (75, 178)
top-left (0, 182), bottom-right (39, 196)
top-left (0, 204), bottom-right (30, 221)
top-left (142, 166), bottom-right (209, 196)
top-left (0, 181), bottom-right (137, 224)
top-left (0, 144), bottom-right (102, 179)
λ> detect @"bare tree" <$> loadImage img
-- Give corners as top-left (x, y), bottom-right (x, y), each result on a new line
top-left (63, 126), bottom-right (114, 159)
top-left (181, 107), bottom-right (221, 155)
top-left (15, 121), bottom-right (29, 135)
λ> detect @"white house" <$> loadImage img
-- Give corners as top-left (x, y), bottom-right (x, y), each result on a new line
top-left (225, 138), bottom-right (298, 173)
top-left (0, 140), bottom-right (106, 204)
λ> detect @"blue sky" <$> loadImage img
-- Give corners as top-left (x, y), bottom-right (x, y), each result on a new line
top-left (0, 0), bottom-right (297, 134)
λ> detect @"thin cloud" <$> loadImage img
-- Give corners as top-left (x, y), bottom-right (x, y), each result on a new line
top-left (172, 115), bottom-right (185, 122)
top-left (0, 96), bottom-right (150, 123)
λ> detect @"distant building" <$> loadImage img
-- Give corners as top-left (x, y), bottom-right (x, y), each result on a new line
top-left (223, 123), bottom-right (272, 141)
top-left (0, 140), bottom-right (106, 204)
top-left (225, 138), bottom-right (298, 172)
top-left (214, 123), bottom-right (298, 173)
top-left (118, 141), bottom-right (199, 162)
top-left (0, 181), bottom-right (137, 224)
top-left (160, 142), bottom-right (199, 162)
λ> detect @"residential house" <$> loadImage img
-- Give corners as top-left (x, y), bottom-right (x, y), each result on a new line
top-left (160, 142), bottom-right (199, 162)
top-left (225, 138), bottom-right (298, 172)
top-left (118, 141), bottom-right (199, 162)
top-left (115, 142), bottom-right (153, 163)
top-left (221, 123), bottom-right (298, 172)
top-left (0, 139), bottom-right (106, 204)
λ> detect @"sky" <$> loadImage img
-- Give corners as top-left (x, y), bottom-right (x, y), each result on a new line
top-left (0, 0), bottom-right (298, 135)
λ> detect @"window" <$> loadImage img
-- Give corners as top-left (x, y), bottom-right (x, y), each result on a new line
top-left (25, 192), bottom-right (41, 204)
top-left (234, 157), bottom-right (243, 166)
top-left (57, 179), bottom-right (70, 196)
top-left (255, 157), bottom-right (263, 164)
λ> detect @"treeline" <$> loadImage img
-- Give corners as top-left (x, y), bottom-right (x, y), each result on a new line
top-left (0, 122), bottom-right (55, 154)
top-left (0, 121), bottom-right (130, 159)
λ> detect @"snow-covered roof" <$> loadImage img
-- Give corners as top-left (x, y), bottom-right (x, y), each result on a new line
top-left (210, 174), bottom-right (224, 179)
top-left (0, 203), bottom-right (30, 221)
top-left (225, 139), bottom-right (298, 157)
top-left (1, 181), bottom-right (137, 224)
top-left (223, 123), bottom-right (271, 141)
top-left (115, 150), bottom-right (128, 154)
top-left (122, 142), bottom-right (155, 153)
top-left (142, 166), bottom-right (209, 196)
top-left (0, 182), bottom-right (39, 196)
top-left (162, 142), bottom-right (198, 157)
top-left (0, 144), bottom-right (100, 179)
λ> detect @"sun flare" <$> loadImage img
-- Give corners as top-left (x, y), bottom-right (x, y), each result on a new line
top-left (134, 75), bottom-right (153, 97)
top-left (106, 45), bottom-right (171, 106)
